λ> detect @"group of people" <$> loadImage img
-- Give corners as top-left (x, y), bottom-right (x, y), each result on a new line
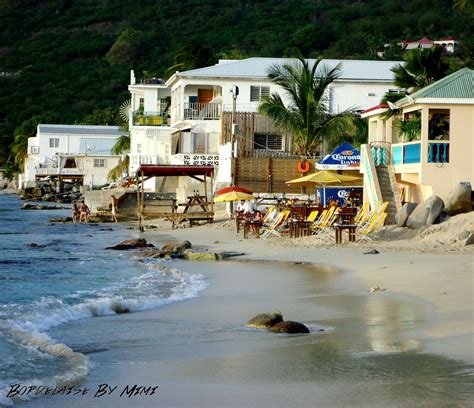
top-left (71, 201), bottom-right (90, 223)
top-left (71, 195), bottom-right (119, 224)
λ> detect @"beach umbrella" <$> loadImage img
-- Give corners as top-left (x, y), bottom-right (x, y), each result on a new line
top-left (214, 191), bottom-right (255, 203)
top-left (287, 170), bottom-right (362, 206)
top-left (215, 186), bottom-right (253, 195)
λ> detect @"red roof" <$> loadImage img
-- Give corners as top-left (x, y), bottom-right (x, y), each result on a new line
top-left (418, 37), bottom-right (433, 44)
top-left (361, 104), bottom-right (389, 115)
top-left (136, 164), bottom-right (214, 177)
top-left (441, 36), bottom-right (456, 41)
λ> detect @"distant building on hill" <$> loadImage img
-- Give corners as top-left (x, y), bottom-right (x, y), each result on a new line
top-left (379, 36), bottom-right (459, 57)
top-left (23, 125), bottom-right (124, 189)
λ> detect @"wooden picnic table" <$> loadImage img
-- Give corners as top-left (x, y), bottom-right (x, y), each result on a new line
top-left (243, 220), bottom-right (263, 239)
top-left (333, 209), bottom-right (357, 243)
top-left (180, 195), bottom-right (210, 213)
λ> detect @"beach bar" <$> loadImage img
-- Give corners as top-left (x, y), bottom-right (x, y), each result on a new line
top-left (135, 164), bottom-right (215, 231)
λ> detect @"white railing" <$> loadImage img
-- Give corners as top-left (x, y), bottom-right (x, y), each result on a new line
top-left (183, 102), bottom-right (221, 120)
top-left (171, 153), bottom-right (219, 166)
top-left (35, 167), bottom-right (83, 176)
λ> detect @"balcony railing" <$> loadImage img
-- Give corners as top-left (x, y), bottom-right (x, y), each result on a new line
top-left (35, 167), bottom-right (83, 176)
top-left (133, 111), bottom-right (170, 126)
top-left (428, 142), bottom-right (449, 163)
top-left (391, 142), bottom-right (421, 165)
top-left (171, 153), bottom-right (219, 166)
top-left (183, 102), bottom-right (221, 120)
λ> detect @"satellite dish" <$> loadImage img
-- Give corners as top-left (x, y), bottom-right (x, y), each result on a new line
top-left (119, 100), bottom-right (131, 123)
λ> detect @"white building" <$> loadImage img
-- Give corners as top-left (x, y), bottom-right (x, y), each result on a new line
top-left (128, 57), bottom-right (402, 189)
top-left (24, 124), bottom-right (124, 188)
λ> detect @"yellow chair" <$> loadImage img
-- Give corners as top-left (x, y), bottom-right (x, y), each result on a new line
top-left (306, 210), bottom-right (319, 223)
top-left (312, 206), bottom-right (337, 234)
top-left (355, 212), bottom-right (387, 244)
top-left (261, 210), bottom-right (290, 238)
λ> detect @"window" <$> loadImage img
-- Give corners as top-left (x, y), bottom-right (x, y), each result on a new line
top-left (254, 133), bottom-right (282, 150)
top-left (49, 138), bottom-right (59, 148)
top-left (94, 159), bottom-right (106, 168)
top-left (428, 109), bottom-right (450, 141)
top-left (139, 97), bottom-right (144, 111)
top-left (31, 146), bottom-right (39, 154)
top-left (137, 144), bottom-right (142, 153)
top-left (250, 86), bottom-right (270, 102)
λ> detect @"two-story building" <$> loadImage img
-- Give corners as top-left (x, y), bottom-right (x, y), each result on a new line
top-left (129, 57), bottom-right (403, 193)
top-left (360, 68), bottom-right (473, 209)
top-left (24, 125), bottom-right (124, 188)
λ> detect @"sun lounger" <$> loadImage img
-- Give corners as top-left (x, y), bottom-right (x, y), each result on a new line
top-left (354, 212), bottom-right (387, 244)
top-left (312, 206), bottom-right (337, 234)
top-left (260, 210), bottom-right (290, 238)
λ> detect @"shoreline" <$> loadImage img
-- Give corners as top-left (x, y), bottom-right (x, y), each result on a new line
top-left (144, 218), bottom-right (474, 364)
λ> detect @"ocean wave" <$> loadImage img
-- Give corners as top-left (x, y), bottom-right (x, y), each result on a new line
top-left (0, 265), bottom-right (207, 406)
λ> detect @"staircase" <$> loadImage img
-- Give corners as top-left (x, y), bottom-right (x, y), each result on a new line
top-left (375, 166), bottom-right (398, 224)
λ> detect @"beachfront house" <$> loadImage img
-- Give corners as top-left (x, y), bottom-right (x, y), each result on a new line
top-left (359, 68), bottom-right (474, 216)
top-left (130, 58), bottom-right (402, 195)
top-left (24, 125), bottom-right (124, 189)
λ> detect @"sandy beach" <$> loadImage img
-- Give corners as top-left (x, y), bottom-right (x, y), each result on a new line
top-left (19, 208), bottom-right (473, 408)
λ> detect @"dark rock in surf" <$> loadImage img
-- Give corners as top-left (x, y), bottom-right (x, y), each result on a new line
top-left (268, 321), bottom-right (310, 334)
top-left (106, 238), bottom-right (154, 250)
top-left (247, 312), bottom-right (283, 329)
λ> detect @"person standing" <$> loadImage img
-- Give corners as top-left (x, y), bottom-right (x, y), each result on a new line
top-left (71, 203), bottom-right (79, 223)
top-left (79, 201), bottom-right (90, 223)
top-left (111, 195), bottom-right (118, 223)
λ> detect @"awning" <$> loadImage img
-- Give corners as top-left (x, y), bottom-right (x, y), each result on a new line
top-left (135, 164), bottom-right (214, 178)
top-left (316, 141), bottom-right (360, 170)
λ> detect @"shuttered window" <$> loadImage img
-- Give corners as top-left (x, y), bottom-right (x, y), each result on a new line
top-left (254, 133), bottom-right (282, 150)
top-left (250, 86), bottom-right (270, 102)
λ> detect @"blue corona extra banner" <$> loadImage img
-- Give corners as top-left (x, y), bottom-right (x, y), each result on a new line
top-left (316, 141), bottom-right (361, 170)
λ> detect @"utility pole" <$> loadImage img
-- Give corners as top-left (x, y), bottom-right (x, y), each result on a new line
top-left (230, 85), bottom-right (239, 186)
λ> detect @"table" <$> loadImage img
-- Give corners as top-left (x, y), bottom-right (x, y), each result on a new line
top-left (243, 220), bottom-right (263, 239)
top-left (181, 196), bottom-right (210, 213)
top-left (288, 219), bottom-right (313, 238)
top-left (333, 224), bottom-right (357, 243)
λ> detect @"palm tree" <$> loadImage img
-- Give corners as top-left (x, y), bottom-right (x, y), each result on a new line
top-left (259, 58), bottom-right (354, 157)
top-left (391, 46), bottom-right (451, 92)
top-left (108, 101), bottom-right (131, 181)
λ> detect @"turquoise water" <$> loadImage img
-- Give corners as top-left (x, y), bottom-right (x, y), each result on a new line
top-left (0, 194), bottom-right (206, 406)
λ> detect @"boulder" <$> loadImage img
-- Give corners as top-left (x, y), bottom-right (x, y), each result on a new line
top-left (396, 203), bottom-right (418, 227)
top-left (106, 238), bottom-right (154, 250)
top-left (406, 196), bottom-right (444, 229)
top-left (48, 217), bottom-right (73, 223)
top-left (445, 182), bottom-right (472, 216)
top-left (155, 241), bottom-right (192, 258)
top-left (247, 312), bottom-right (283, 329)
top-left (182, 251), bottom-right (218, 261)
top-left (268, 321), bottom-right (310, 334)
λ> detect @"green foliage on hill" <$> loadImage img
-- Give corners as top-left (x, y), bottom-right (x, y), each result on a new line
top-left (0, 0), bottom-right (472, 165)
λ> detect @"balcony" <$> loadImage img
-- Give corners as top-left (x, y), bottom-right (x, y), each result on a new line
top-left (133, 111), bottom-right (170, 126)
top-left (183, 102), bottom-right (221, 120)
top-left (391, 142), bottom-right (421, 165)
top-left (35, 166), bottom-right (83, 176)
top-left (428, 142), bottom-right (449, 163)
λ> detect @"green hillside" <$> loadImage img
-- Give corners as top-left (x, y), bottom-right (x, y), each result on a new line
top-left (0, 0), bottom-right (472, 166)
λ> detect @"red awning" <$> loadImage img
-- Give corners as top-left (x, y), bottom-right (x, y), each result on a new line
top-left (135, 164), bottom-right (214, 178)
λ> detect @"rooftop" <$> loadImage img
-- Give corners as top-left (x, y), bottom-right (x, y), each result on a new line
top-left (170, 57), bottom-right (403, 83)
top-left (398, 68), bottom-right (474, 104)
top-left (38, 124), bottom-right (125, 137)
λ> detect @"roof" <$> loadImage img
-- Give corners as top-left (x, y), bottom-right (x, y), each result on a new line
top-left (361, 104), bottom-right (389, 114)
top-left (171, 58), bottom-right (403, 82)
top-left (398, 68), bottom-right (474, 104)
top-left (38, 124), bottom-right (125, 137)
top-left (78, 138), bottom-right (118, 155)
top-left (136, 165), bottom-right (214, 177)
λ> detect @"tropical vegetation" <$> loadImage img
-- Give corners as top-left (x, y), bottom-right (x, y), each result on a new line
top-left (0, 0), bottom-right (472, 169)
top-left (259, 58), bottom-right (355, 157)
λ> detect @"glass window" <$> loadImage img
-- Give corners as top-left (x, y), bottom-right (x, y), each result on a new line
top-left (49, 138), bottom-right (59, 148)
top-left (31, 146), bottom-right (39, 154)
top-left (250, 86), bottom-right (270, 102)
top-left (93, 159), bottom-right (106, 168)
top-left (428, 109), bottom-right (450, 141)
top-left (254, 133), bottom-right (282, 150)
top-left (137, 144), bottom-right (142, 153)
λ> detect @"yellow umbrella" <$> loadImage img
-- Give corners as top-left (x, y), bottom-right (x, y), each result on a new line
top-left (214, 191), bottom-right (255, 203)
top-left (287, 170), bottom-right (362, 205)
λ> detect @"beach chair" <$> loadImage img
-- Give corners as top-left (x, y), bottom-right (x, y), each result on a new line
top-left (356, 201), bottom-right (388, 228)
top-left (354, 202), bottom-right (370, 224)
top-left (306, 210), bottom-right (319, 223)
top-left (354, 212), bottom-right (387, 244)
top-left (260, 210), bottom-right (290, 238)
top-left (262, 207), bottom-right (276, 226)
top-left (312, 206), bottom-right (337, 234)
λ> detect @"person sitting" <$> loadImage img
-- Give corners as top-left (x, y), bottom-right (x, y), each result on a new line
top-left (236, 200), bottom-right (245, 213)
top-left (243, 200), bottom-right (255, 215)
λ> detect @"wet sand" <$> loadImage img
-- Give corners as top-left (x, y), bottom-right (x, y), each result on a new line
top-left (24, 222), bottom-right (474, 408)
